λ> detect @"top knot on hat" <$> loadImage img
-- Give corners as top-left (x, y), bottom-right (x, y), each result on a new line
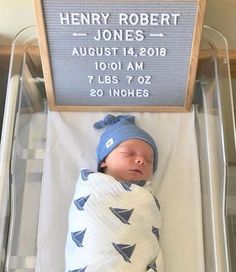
top-left (94, 114), bottom-right (158, 173)
top-left (94, 114), bottom-right (135, 129)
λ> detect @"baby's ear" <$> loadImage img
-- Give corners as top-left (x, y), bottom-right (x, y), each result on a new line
top-left (100, 161), bottom-right (107, 169)
top-left (99, 161), bottom-right (107, 173)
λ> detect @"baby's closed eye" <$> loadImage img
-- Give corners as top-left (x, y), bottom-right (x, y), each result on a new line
top-left (120, 151), bottom-right (134, 156)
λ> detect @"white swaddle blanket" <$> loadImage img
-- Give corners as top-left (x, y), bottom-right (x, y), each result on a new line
top-left (65, 169), bottom-right (163, 272)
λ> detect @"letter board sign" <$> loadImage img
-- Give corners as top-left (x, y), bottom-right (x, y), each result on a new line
top-left (34, 0), bottom-right (206, 111)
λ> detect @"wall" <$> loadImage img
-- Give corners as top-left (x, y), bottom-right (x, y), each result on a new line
top-left (204, 0), bottom-right (236, 50)
top-left (0, 0), bottom-right (35, 46)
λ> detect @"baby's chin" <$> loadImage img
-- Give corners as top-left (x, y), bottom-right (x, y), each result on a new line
top-left (104, 169), bottom-right (151, 183)
top-left (121, 172), bottom-right (150, 182)
top-left (116, 173), bottom-right (151, 183)
top-left (119, 180), bottom-right (147, 185)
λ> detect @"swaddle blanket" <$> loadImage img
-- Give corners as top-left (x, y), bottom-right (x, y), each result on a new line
top-left (65, 169), bottom-right (163, 272)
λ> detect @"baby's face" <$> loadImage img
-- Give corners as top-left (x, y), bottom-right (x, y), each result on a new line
top-left (100, 139), bottom-right (154, 182)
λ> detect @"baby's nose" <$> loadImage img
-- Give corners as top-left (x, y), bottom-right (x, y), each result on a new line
top-left (135, 156), bottom-right (145, 165)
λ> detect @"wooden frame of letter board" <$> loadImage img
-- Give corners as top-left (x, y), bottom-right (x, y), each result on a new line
top-left (34, 0), bottom-right (206, 112)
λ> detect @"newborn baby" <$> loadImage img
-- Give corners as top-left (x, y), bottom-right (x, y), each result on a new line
top-left (65, 114), bottom-right (163, 272)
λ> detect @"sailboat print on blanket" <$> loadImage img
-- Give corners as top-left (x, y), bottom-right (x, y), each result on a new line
top-left (152, 226), bottom-right (160, 241)
top-left (74, 195), bottom-right (90, 211)
top-left (69, 266), bottom-right (87, 272)
top-left (109, 207), bottom-right (134, 224)
top-left (71, 229), bottom-right (86, 247)
top-left (112, 243), bottom-right (136, 263)
top-left (120, 181), bottom-right (132, 191)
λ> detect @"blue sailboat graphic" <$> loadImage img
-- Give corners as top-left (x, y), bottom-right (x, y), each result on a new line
top-left (112, 243), bottom-right (136, 263)
top-left (152, 226), bottom-right (160, 241)
top-left (109, 207), bottom-right (134, 224)
top-left (81, 169), bottom-right (94, 181)
top-left (147, 260), bottom-right (157, 272)
top-left (136, 180), bottom-right (146, 187)
top-left (69, 266), bottom-right (87, 272)
top-left (153, 196), bottom-right (161, 211)
top-left (120, 182), bottom-right (132, 191)
top-left (71, 229), bottom-right (86, 247)
top-left (74, 195), bottom-right (90, 211)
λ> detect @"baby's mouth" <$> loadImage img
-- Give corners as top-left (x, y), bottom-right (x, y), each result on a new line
top-left (130, 169), bottom-right (143, 175)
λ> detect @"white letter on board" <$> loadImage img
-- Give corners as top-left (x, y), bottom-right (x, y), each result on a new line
top-left (60, 13), bottom-right (70, 24)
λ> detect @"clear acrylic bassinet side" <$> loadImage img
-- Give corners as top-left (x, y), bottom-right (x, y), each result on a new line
top-left (0, 26), bottom-right (47, 272)
top-left (195, 25), bottom-right (235, 272)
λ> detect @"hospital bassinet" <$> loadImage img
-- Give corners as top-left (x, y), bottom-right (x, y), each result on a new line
top-left (0, 25), bottom-right (236, 272)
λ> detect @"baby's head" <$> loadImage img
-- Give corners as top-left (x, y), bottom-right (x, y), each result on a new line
top-left (94, 115), bottom-right (158, 182)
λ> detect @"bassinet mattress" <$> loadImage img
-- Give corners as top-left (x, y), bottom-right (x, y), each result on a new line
top-left (35, 111), bottom-right (204, 272)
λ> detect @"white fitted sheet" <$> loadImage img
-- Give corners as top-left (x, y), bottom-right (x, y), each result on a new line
top-left (35, 111), bottom-right (205, 272)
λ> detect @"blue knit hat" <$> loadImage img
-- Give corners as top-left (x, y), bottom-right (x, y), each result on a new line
top-left (94, 114), bottom-right (158, 173)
